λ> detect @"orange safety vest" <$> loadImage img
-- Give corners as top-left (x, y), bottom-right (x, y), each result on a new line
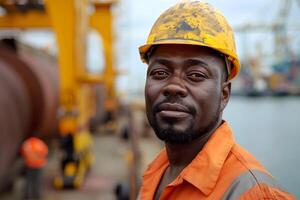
top-left (139, 122), bottom-right (295, 200)
top-left (21, 137), bottom-right (48, 168)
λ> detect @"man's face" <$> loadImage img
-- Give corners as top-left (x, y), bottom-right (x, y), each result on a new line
top-left (145, 44), bottom-right (230, 144)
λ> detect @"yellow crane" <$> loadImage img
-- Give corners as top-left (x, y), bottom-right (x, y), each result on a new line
top-left (0, 0), bottom-right (118, 188)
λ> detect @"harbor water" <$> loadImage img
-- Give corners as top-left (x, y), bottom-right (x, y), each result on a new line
top-left (224, 96), bottom-right (300, 198)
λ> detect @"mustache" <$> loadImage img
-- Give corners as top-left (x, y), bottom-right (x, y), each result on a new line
top-left (153, 96), bottom-right (196, 116)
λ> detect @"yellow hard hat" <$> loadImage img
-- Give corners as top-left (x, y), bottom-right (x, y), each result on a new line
top-left (139, 0), bottom-right (240, 80)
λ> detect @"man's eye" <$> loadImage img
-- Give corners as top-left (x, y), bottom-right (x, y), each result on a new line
top-left (187, 72), bottom-right (206, 81)
top-left (150, 70), bottom-right (169, 79)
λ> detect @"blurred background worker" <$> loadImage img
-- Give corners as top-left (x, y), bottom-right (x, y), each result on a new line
top-left (21, 136), bottom-right (48, 200)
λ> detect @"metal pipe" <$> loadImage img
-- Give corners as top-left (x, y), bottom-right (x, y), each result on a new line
top-left (0, 41), bottom-right (59, 189)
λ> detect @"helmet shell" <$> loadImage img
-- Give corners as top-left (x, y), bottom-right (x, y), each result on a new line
top-left (139, 1), bottom-right (240, 80)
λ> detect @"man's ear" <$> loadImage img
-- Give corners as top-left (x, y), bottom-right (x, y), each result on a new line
top-left (220, 81), bottom-right (231, 112)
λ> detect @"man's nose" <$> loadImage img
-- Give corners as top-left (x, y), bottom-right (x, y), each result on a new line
top-left (163, 76), bottom-right (188, 97)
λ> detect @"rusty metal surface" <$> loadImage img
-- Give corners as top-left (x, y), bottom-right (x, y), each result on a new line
top-left (0, 47), bottom-right (31, 189)
top-left (18, 44), bottom-right (59, 138)
top-left (0, 43), bottom-right (59, 190)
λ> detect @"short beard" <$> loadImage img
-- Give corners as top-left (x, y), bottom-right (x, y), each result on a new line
top-left (151, 106), bottom-right (221, 144)
top-left (152, 122), bottom-right (197, 144)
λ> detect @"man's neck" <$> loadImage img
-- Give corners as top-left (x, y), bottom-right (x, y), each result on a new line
top-left (165, 120), bottom-right (222, 173)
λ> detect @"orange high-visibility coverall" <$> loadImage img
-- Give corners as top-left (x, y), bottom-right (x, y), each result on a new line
top-left (21, 137), bottom-right (48, 168)
top-left (139, 122), bottom-right (295, 200)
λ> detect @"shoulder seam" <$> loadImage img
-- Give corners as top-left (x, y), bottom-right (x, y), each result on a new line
top-left (230, 145), bottom-right (257, 175)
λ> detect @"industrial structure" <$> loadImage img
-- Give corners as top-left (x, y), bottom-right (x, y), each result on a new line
top-left (0, 0), bottom-right (118, 190)
top-left (233, 0), bottom-right (300, 96)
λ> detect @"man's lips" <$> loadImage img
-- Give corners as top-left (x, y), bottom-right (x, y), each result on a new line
top-left (157, 103), bottom-right (191, 118)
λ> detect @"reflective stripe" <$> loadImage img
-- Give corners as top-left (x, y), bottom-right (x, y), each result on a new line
top-left (221, 170), bottom-right (280, 200)
top-left (136, 192), bottom-right (141, 200)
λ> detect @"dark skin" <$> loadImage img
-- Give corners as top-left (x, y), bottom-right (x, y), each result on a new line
top-left (144, 44), bottom-right (231, 200)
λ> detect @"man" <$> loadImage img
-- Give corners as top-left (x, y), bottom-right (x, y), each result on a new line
top-left (138, 1), bottom-right (295, 199)
top-left (21, 136), bottom-right (48, 200)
